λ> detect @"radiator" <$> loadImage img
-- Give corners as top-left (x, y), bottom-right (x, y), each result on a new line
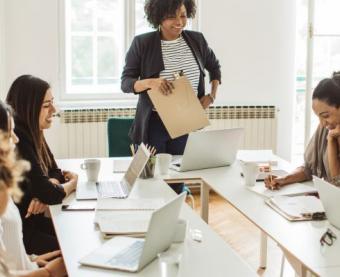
top-left (46, 106), bottom-right (277, 159)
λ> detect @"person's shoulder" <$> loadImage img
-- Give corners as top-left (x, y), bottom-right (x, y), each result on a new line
top-left (133, 31), bottom-right (159, 43)
top-left (183, 30), bottom-right (204, 40)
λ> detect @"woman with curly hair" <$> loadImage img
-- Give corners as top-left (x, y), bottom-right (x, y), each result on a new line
top-left (0, 100), bottom-right (67, 276)
top-left (121, 0), bottom-right (221, 156)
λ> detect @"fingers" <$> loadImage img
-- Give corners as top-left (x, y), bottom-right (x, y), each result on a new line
top-left (26, 199), bottom-right (47, 218)
top-left (159, 80), bottom-right (173, 95)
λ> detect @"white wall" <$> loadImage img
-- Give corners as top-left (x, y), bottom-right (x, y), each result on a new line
top-left (200, 0), bottom-right (296, 160)
top-left (0, 0), bottom-right (296, 160)
top-left (1, 0), bottom-right (60, 98)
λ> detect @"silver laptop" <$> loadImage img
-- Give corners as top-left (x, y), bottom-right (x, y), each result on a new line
top-left (76, 143), bottom-right (150, 200)
top-left (79, 192), bottom-right (186, 272)
top-left (171, 128), bottom-right (244, 172)
top-left (313, 176), bottom-right (340, 229)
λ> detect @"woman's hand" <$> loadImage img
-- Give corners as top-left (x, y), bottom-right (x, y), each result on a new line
top-left (327, 125), bottom-right (340, 141)
top-left (147, 78), bottom-right (174, 95)
top-left (44, 257), bottom-right (67, 277)
top-left (34, 250), bottom-right (62, 267)
top-left (49, 178), bottom-right (60, 186)
top-left (264, 175), bottom-right (287, 190)
top-left (63, 171), bottom-right (78, 185)
top-left (25, 198), bottom-right (48, 218)
top-left (199, 95), bottom-right (213, 109)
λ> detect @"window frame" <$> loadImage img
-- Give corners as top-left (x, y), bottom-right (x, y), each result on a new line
top-left (58, 0), bottom-right (200, 103)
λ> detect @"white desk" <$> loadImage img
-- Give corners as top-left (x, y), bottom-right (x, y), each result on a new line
top-left (164, 157), bottom-right (340, 277)
top-left (50, 158), bottom-right (256, 277)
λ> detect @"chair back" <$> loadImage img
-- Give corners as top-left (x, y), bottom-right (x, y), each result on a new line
top-left (107, 117), bottom-right (134, 157)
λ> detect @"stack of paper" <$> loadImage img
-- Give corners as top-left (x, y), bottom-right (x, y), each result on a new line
top-left (94, 198), bottom-right (165, 237)
top-left (266, 195), bottom-right (325, 221)
top-left (237, 150), bottom-right (278, 166)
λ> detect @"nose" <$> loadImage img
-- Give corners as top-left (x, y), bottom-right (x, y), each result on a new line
top-left (11, 131), bottom-right (19, 144)
top-left (51, 103), bottom-right (57, 114)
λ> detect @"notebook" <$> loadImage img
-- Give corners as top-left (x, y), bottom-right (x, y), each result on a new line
top-left (76, 143), bottom-right (150, 200)
top-left (80, 192), bottom-right (186, 272)
top-left (94, 198), bottom-right (165, 236)
top-left (265, 195), bottom-right (324, 221)
top-left (248, 182), bottom-right (318, 198)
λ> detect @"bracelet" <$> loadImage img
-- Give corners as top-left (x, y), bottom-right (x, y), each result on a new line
top-left (207, 94), bottom-right (215, 103)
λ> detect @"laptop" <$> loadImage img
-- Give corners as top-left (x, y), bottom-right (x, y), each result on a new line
top-left (76, 143), bottom-right (150, 200)
top-left (79, 192), bottom-right (186, 272)
top-left (313, 176), bottom-right (340, 229)
top-left (171, 128), bottom-right (244, 172)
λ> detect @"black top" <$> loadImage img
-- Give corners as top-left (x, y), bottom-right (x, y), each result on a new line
top-left (14, 120), bottom-right (66, 220)
top-left (121, 30), bottom-right (221, 144)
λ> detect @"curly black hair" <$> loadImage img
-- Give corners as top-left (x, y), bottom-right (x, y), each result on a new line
top-left (144, 0), bottom-right (196, 29)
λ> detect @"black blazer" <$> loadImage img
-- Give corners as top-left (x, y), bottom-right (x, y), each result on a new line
top-left (121, 30), bottom-right (221, 144)
top-left (14, 120), bottom-right (66, 221)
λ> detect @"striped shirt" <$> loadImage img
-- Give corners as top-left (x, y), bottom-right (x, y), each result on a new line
top-left (160, 35), bottom-right (200, 94)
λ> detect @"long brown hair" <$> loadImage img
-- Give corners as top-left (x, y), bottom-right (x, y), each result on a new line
top-left (6, 75), bottom-right (53, 175)
top-left (0, 100), bottom-right (29, 201)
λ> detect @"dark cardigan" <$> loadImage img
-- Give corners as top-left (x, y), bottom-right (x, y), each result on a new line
top-left (14, 120), bottom-right (66, 251)
top-left (121, 30), bottom-right (221, 144)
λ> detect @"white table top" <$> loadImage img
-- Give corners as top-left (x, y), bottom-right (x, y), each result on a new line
top-left (50, 158), bottom-right (256, 277)
top-left (164, 157), bottom-right (340, 276)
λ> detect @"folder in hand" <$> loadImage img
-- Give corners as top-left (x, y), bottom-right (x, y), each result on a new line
top-left (148, 76), bottom-right (210, 139)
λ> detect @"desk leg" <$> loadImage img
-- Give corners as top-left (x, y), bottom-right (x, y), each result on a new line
top-left (200, 181), bottom-right (210, 223)
top-left (259, 231), bottom-right (268, 269)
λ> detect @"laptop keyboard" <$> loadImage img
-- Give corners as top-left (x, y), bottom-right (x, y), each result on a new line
top-left (98, 181), bottom-right (128, 198)
top-left (106, 240), bottom-right (144, 268)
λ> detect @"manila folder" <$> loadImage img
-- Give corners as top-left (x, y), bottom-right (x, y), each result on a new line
top-left (148, 76), bottom-right (210, 139)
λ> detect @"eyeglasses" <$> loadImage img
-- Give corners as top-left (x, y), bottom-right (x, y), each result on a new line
top-left (320, 228), bottom-right (337, 246)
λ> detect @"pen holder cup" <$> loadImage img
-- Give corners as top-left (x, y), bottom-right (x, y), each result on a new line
top-left (140, 156), bottom-right (156, 179)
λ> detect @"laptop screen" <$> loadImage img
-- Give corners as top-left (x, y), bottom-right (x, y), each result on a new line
top-left (124, 144), bottom-right (150, 186)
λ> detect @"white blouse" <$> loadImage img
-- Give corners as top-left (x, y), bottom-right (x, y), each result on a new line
top-left (1, 198), bottom-right (37, 271)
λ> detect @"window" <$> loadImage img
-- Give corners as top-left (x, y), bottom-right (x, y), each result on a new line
top-left (293, 0), bottom-right (340, 163)
top-left (61, 0), bottom-right (196, 101)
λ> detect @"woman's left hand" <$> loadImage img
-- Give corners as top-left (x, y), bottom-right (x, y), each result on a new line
top-left (25, 198), bottom-right (48, 218)
top-left (34, 250), bottom-right (62, 266)
top-left (199, 95), bottom-right (213, 109)
top-left (327, 125), bottom-right (340, 140)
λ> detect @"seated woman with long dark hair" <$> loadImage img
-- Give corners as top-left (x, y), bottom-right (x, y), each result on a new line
top-left (0, 100), bottom-right (67, 276)
top-left (6, 75), bottom-right (78, 255)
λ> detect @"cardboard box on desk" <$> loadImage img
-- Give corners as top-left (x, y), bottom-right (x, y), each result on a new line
top-left (148, 76), bottom-right (210, 139)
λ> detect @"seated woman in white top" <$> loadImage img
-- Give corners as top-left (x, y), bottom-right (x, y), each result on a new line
top-left (0, 100), bottom-right (66, 277)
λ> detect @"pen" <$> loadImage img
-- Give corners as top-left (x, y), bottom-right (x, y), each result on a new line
top-left (130, 144), bottom-right (135, 156)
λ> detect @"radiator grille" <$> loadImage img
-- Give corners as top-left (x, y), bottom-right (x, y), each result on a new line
top-left (46, 106), bottom-right (277, 159)
top-left (60, 106), bottom-right (275, 123)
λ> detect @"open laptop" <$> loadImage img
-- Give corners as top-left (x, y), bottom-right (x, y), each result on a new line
top-left (79, 192), bottom-right (186, 272)
top-left (313, 176), bottom-right (340, 229)
top-left (76, 143), bottom-right (150, 200)
top-left (171, 128), bottom-right (244, 172)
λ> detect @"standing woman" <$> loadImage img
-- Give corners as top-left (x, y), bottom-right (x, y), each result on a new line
top-left (6, 75), bottom-right (78, 255)
top-left (121, 0), bottom-right (221, 154)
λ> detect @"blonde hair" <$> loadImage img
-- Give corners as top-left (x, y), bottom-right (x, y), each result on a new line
top-left (0, 131), bottom-right (30, 202)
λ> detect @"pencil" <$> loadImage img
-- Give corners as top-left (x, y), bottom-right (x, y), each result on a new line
top-left (130, 144), bottom-right (135, 156)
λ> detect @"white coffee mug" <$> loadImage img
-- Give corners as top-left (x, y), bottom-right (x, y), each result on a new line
top-left (156, 153), bottom-right (172, 175)
top-left (80, 159), bottom-right (101, 182)
top-left (239, 161), bottom-right (259, 187)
